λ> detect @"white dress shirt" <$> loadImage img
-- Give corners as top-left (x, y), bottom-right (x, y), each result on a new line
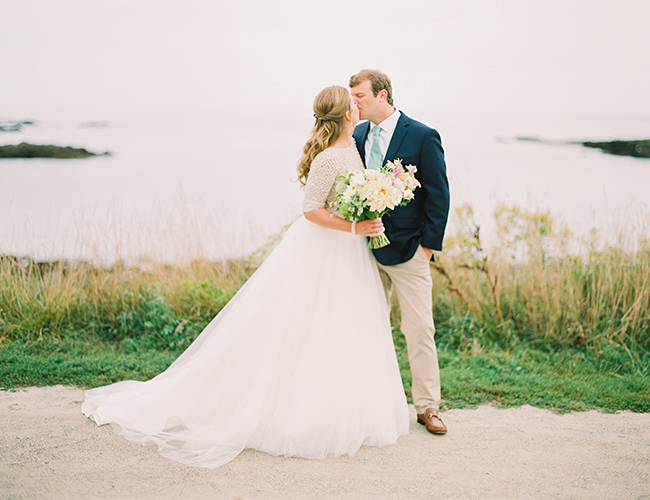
top-left (364, 109), bottom-right (401, 165)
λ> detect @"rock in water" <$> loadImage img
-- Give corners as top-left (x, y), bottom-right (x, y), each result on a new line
top-left (517, 136), bottom-right (650, 160)
top-left (580, 140), bottom-right (650, 159)
top-left (0, 142), bottom-right (110, 159)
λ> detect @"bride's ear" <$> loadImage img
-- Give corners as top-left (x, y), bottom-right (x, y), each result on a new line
top-left (343, 110), bottom-right (351, 122)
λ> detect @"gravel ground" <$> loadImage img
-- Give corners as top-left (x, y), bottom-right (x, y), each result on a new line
top-left (1, 386), bottom-right (649, 499)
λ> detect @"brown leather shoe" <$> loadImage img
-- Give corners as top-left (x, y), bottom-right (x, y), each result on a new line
top-left (417, 408), bottom-right (447, 434)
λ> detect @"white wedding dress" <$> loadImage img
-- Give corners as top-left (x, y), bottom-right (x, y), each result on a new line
top-left (82, 142), bottom-right (409, 468)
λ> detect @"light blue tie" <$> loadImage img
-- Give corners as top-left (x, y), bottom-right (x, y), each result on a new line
top-left (367, 125), bottom-right (383, 170)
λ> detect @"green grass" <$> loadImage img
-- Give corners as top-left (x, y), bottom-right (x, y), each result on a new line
top-left (392, 326), bottom-right (650, 413)
top-left (0, 339), bottom-right (177, 389)
top-left (438, 347), bottom-right (650, 413)
top-left (3, 332), bottom-right (648, 413)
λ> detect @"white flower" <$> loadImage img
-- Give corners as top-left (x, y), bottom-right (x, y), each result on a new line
top-left (405, 176), bottom-right (421, 191)
top-left (364, 175), bottom-right (402, 212)
top-left (364, 169), bottom-right (381, 181)
top-left (342, 184), bottom-right (358, 202)
top-left (350, 172), bottom-right (365, 186)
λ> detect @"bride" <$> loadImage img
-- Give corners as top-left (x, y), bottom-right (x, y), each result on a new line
top-left (82, 85), bottom-right (409, 469)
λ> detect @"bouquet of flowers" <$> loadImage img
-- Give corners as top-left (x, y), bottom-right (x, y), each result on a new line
top-left (333, 159), bottom-right (421, 249)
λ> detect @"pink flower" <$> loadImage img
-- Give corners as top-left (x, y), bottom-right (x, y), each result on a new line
top-left (390, 159), bottom-right (405, 177)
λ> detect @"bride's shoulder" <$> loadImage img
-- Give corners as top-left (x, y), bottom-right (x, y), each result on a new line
top-left (318, 141), bottom-right (356, 157)
top-left (312, 146), bottom-right (343, 164)
top-left (310, 149), bottom-right (349, 180)
top-left (311, 141), bottom-right (358, 167)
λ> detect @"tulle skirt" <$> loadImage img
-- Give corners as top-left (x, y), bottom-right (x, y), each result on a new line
top-left (82, 217), bottom-right (409, 468)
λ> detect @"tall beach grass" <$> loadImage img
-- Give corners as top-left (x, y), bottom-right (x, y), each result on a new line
top-left (431, 205), bottom-right (650, 363)
top-left (2, 204), bottom-right (649, 358)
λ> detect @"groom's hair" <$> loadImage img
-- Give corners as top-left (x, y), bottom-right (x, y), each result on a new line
top-left (349, 69), bottom-right (394, 106)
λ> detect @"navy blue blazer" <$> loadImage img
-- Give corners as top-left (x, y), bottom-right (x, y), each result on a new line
top-left (353, 112), bottom-right (450, 265)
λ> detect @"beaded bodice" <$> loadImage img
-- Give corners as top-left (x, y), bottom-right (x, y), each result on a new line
top-left (302, 142), bottom-right (363, 214)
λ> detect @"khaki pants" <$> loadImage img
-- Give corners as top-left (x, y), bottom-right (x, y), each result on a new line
top-left (376, 246), bottom-right (441, 413)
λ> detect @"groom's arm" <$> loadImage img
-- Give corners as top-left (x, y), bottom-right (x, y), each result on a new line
top-left (419, 128), bottom-right (450, 255)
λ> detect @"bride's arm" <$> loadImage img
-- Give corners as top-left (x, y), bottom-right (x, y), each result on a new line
top-left (304, 208), bottom-right (384, 237)
top-left (303, 154), bottom-right (383, 236)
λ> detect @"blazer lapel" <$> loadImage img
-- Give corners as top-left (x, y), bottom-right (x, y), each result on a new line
top-left (384, 112), bottom-right (410, 162)
top-left (353, 121), bottom-right (371, 165)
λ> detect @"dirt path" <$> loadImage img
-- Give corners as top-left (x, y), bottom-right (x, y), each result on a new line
top-left (1, 386), bottom-right (649, 499)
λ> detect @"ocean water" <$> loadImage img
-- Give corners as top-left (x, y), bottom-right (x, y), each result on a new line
top-left (1, 105), bottom-right (649, 263)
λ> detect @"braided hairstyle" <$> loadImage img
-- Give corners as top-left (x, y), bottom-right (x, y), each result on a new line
top-left (297, 85), bottom-right (351, 186)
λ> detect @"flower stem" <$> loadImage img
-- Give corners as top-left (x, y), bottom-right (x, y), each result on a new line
top-left (368, 234), bottom-right (390, 249)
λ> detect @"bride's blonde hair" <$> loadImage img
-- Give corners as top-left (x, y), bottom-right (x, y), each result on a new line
top-left (297, 85), bottom-right (351, 186)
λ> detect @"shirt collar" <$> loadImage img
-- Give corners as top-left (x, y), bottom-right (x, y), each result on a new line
top-left (375, 108), bottom-right (400, 135)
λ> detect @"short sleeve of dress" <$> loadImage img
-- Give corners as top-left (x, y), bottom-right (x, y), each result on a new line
top-left (302, 152), bottom-right (342, 213)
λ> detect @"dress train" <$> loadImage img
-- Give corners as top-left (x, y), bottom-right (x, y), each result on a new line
top-left (83, 217), bottom-right (409, 468)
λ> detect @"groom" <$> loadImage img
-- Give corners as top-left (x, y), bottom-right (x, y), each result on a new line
top-left (350, 69), bottom-right (450, 434)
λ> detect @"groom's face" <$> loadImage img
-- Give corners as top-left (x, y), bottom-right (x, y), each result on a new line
top-left (350, 79), bottom-right (382, 124)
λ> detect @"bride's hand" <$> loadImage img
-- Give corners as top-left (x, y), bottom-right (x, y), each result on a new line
top-left (355, 219), bottom-right (384, 237)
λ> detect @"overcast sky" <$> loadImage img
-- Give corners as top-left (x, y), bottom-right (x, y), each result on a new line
top-left (2, 0), bottom-right (649, 116)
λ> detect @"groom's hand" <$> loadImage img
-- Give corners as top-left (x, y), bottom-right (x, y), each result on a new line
top-left (422, 247), bottom-right (433, 261)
